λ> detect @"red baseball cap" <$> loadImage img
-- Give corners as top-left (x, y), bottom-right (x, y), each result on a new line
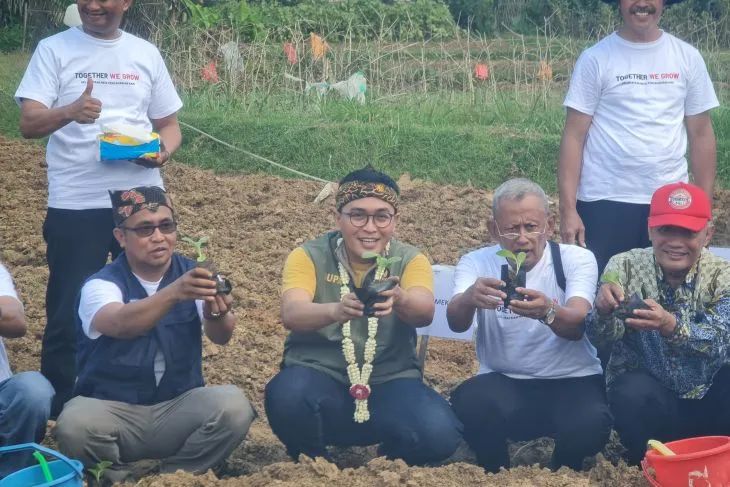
top-left (648, 182), bottom-right (711, 232)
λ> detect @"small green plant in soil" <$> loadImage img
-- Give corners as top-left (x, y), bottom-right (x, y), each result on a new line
top-left (600, 270), bottom-right (650, 320)
top-left (355, 251), bottom-right (402, 316)
top-left (88, 460), bottom-right (113, 486)
top-left (496, 249), bottom-right (527, 307)
top-left (181, 234), bottom-right (232, 294)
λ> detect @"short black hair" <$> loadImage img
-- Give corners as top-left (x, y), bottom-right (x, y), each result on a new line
top-left (339, 165), bottom-right (400, 195)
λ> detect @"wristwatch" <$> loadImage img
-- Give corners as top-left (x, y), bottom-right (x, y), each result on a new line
top-left (540, 302), bottom-right (556, 325)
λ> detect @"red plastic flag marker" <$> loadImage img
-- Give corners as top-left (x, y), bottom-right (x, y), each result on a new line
top-left (474, 63), bottom-right (489, 81)
top-left (283, 42), bottom-right (298, 65)
top-left (201, 61), bottom-right (219, 84)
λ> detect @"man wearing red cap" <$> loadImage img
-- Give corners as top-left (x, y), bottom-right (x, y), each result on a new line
top-left (558, 0), bottom-right (719, 275)
top-left (585, 182), bottom-right (730, 465)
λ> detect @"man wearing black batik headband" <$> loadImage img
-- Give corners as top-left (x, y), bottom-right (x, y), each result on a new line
top-left (265, 166), bottom-right (462, 465)
top-left (53, 186), bottom-right (254, 484)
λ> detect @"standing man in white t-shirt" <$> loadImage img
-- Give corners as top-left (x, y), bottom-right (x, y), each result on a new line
top-left (558, 0), bottom-right (718, 275)
top-left (14, 0), bottom-right (183, 417)
top-left (447, 179), bottom-right (611, 473)
top-left (0, 262), bottom-right (55, 479)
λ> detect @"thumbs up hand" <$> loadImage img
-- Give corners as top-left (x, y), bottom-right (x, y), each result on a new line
top-left (68, 77), bottom-right (102, 124)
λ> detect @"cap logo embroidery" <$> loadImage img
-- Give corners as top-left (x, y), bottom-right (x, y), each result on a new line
top-left (667, 188), bottom-right (691, 210)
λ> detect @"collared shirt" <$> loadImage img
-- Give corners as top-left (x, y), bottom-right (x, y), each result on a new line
top-left (586, 248), bottom-right (730, 399)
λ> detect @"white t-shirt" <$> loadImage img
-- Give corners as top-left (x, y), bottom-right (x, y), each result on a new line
top-left (563, 31), bottom-right (719, 204)
top-left (453, 243), bottom-right (602, 379)
top-left (15, 27), bottom-right (183, 209)
top-left (0, 264), bottom-right (21, 382)
top-left (78, 277), bottom-right (204, 385)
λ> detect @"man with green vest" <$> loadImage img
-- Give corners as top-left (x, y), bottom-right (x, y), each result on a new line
top-left (265, 166), bottom-right (462, 464)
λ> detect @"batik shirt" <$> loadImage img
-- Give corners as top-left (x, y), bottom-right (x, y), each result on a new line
top-left (585, 248), bottom-right (730, 399)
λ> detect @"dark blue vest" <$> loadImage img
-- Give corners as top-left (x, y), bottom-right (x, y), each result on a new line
top-left (74, 252), bottom-right (205, 405)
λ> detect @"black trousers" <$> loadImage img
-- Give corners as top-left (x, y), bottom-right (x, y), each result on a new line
top-left (450, 372), bottom-right (612, 473)
top-left (609, 367), bottom-right (730, 466)
top-left (576, 199), bottom-right (651, 276)
top-left (42, 208), bottom-right (121, 417)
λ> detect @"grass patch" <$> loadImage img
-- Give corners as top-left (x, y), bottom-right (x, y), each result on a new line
top-left (1, 47), bottom-right (729, 192)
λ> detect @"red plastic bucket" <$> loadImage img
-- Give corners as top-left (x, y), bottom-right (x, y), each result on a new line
top-left (642, 436), bottom-right (730, 487)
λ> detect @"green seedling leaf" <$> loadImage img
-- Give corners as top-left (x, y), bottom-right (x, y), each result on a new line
top-left (496, 249), bottom-right (515, 260)
top-left (601, 271), bottom-right (620, 285)
top-left (88, 460), bottom-right (113, 483)
top-left (361, 251), bottom-right (402, 271)
top-left (497, 249), bottom-right (527, 274)
top-left (181, 234), bottom-right (209, 262)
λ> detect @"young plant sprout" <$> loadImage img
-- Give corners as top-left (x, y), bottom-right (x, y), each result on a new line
top-left (496, 249), bottom-right (527, 307)
top-left (361, 251), bottom-right (402, 270)
top-left (88, 460), bottom-right (113, 485)
top-left (600, 270), bottom-right (650, 319)
top-left (181, 235), bottom-right (209, 263)
top-left (180, 235), bottom-right (232, 295)
top-left (496, 249), bottom-right (527, 274)
top-left (600, 270), bottom-right (623, 290)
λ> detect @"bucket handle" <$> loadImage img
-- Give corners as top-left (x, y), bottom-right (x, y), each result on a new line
top-left (0, 443), bottom-right (84, 478)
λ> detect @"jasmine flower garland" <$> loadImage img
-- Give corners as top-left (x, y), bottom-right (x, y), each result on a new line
top-left (338, 243), bottom-right (390, 423)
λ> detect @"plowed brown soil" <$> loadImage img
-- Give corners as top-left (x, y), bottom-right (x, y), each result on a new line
top-left (3, 135), bottom-right (729, 485)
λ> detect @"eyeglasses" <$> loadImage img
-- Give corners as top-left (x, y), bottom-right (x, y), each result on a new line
top-left (496, 223), bottom-right (547, 240)
top-left (120, 221), bottom-right (177, 237)
top-left (342, 211), bottom-right (395, 228)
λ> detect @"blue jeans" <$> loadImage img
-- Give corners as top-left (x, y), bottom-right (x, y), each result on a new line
top-left (0, 372), bottom-right (55, 478)
top-left (265, 365), bottom-right (462, 465)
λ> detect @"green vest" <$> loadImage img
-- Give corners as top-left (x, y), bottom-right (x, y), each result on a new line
top-left (283, 231), bottom-right (423, 384)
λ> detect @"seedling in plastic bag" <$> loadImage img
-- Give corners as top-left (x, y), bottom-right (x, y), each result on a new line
top-left (497, 249), bottom-right (527, 307)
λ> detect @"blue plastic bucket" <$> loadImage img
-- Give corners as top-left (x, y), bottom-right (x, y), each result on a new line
top-left (0, 443), bottom-right (83, 487)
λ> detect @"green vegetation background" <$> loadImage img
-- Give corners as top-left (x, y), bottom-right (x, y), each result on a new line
top-left (1, 0), bottom-right (729, 192)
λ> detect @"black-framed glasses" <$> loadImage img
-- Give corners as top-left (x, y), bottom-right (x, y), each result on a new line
top-left (496, 222), bottom-right (547, 240)
top-left (342, 211), bottom-right (395, 228)
top-left (121, 220), bottom-right (177, 237)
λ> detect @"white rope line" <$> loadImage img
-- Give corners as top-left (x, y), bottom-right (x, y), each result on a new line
top-left (179, 120), bottom-right (330, 183)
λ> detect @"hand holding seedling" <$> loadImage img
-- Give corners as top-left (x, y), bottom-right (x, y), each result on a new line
top-left (171, 267), bottom-right (218, 302)
top-left (624, 299), bottom-right (677, 337)
top-left (509, 287), bottom-right (552, 320)
top-left (68, 77), bottom-right (102, 125)
top-left (368, 276), bottom-right (401, 317)
top-left (595, 271), bottom-right (625, 316)
top-left (465, 277), bottom-right (506, 310)
top-left (336, 291), bottom-right (365, 322)
top-left (203, 290), bottom-right (233, 319)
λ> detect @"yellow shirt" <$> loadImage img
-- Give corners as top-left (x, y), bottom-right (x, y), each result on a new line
top-left (282, 247), bottom-right (433, 296)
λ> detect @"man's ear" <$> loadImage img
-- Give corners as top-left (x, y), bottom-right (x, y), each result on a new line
top-left (487, 218), bottom-right (498, 241)
top-left (113, 227), bottom-right (126, 249)
top-left (333, 209), bottom-right (343, 231)
top-left (704, 223), bottom-right (715, 247)
top-left (547, 214), bottom-right (556, 239)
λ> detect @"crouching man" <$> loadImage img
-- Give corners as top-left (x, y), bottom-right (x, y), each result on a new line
top-left (0, 262), bottom-right (54, 478)
top-left (586, 182), bottom-right (730, 465)
top-left (265, 166), bottom-right (462, 465)
top-left (447, 178), bottom-right (612, 472)
top-left (54, 186), bottom-right (255, 483)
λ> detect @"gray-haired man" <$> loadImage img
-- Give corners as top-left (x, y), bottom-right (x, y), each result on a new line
top-left (447, 178), bottom-right (611, 472)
